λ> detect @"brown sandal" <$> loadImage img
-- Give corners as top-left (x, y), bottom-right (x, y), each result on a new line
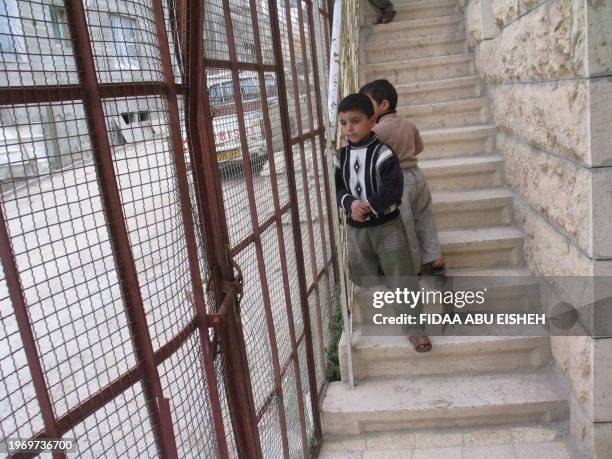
top-left (409, 336), bottom-right (432, 353)
top-left (380, 9), bottom-right (396, 24)
top-left (373, 9), bottom-right (396, 25)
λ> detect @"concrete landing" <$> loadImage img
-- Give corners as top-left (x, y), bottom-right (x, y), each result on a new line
top-left (322, 369), bottom-right (568, 436)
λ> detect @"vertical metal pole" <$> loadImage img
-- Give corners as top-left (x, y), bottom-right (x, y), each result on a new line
top-left (0, 207), bottom-right (65, 459)
top-left (218, 0), bottom-right (292, 456)
top-left (186, 1), bottom-right (262, 456)
top-left (248, 1), bottom-right (310, 456)
top-left (150, 0), bottom-right (229, 456)
top-left (64, 1), bottom-right (177, 457)
top-left (307, 0), bottom-right (339, 337)
top-left (295, 0), bottom-right (329, 388)
top-left (267, 0), bottom-right (323, 443)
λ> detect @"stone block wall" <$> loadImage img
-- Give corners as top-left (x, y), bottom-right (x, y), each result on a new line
top-left (462, 0), bottom-right (612, 456)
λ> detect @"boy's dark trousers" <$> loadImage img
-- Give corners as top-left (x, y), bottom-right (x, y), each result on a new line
top-left (346, 217), bottom-right (424, 335)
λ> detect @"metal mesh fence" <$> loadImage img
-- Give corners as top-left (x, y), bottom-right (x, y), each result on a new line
top-left (0, 0), bottom-right (335, 456)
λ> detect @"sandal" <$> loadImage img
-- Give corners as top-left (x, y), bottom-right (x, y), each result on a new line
top-left (373, 9), bottom-right (396, 25)
top-left (423, 259), bottom-right (446, 277)
top-left (409, 335), bottom-right (432, 353)
top-left (380, 9), bottom-right (396, 24)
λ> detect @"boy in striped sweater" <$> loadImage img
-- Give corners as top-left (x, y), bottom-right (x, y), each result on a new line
top-left (335, 93), bottom-right (431, 352)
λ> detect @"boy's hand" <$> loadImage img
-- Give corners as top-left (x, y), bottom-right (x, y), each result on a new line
top-left (351, 200), bottom-right (371, 222)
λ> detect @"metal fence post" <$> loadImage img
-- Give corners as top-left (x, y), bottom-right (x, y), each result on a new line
top-left (64, 1), bottom-right (178, 456)
top-left (267, 0), bottom-right (324, 445)
top-left (186, 0), bottom-right (263, 456)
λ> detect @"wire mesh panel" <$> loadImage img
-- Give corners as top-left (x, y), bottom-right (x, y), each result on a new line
top-left (0, 0), bottom-right (334, 456)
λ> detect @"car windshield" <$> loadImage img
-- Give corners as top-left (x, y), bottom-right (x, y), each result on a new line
top-left (209, 81), bottom-right (234, 106)
top-left (209, 77), bottom-right (265, 107)
top-left (209, 76), bottom-right (278, 107)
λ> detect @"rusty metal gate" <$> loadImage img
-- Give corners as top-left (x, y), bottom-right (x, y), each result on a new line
top-left (0, 0), bottom-right (337, 457)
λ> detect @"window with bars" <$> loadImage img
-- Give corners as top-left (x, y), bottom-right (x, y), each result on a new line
top-left (49, 5), bottom-right (70, 42)
top-left (109, 13), bottom-right (140, 70)
top-left (0, 0), bottom-right (23, 60)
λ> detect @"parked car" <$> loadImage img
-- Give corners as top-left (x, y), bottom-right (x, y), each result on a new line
top-left (205, 71), bottom-right (286, 175)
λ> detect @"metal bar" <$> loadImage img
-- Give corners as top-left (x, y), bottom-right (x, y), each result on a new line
top-left (306, 259), bottom-right (334, 296)
top-left (229, 203), bottom-right (291, 256)
top-left (307, 0), bottom-right (339, 341)
top-left (53, 366), bottom-right (142, 436)
top-left (64, 1), bottom-right (176, 457)
top-left (203, 58), bottom-right (276, 73)
top-left (186, 0), bottom-right (260, 456)
top-left (167, 0), bottom-right (185, 81)
top-left (248, 1), bottom-right (310, 456)
top-left (38, 318), bottom-right (198, 438)
top-left (269, 0), bottom-right (323, 442)
top-left (296, 0), bottom-right (329, 390)
top-left (290, 126), bottom-right (325, 145)
top-left (150, 0), bottom-right (229, 456)
top-left (219, 0), bottom-right (290, 457)
top-left (187, 0), bottom-right (261, 457)
top-left (0, 207), bottom-right (65, 459)
top-left (326, 0), bottom-right (355, 389)
top-left (189, 0), bottom-right (264, 455)
top-left (0, 83), bottom-right (189, 105)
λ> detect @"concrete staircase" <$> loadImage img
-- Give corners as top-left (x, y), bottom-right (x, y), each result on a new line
top-left (321, 0), bottom-right (577, 456)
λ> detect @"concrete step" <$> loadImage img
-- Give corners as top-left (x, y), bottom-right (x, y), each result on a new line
top-left (340, 325), bottom-right (551, 381)
top-left (364, 15), bottom-right (464, 44)
top-left (420, 125), bottom-right (497, 159)
top-left (363, 31), bottom-right (466, 63)
top-left (361, 53), bottom-right (474, 85)
top-left (395, 75), bottom-right (482, 105)
top-left (364, 0), bottom-right (459, 21)
top-left (439, 226), bottom-right (525, 269)
top-left (398, 97), bottom-right (491, 129)
top-left (320, 421), bottom-right (582, 458)
top-left (352, 267), bottom-right (541, 327)
top-left (419, 154), bottom-right (505, 191)
top-left (321, 369), bottom-right (569, 435)
top-left (432, 188), bottom-right (514, 229)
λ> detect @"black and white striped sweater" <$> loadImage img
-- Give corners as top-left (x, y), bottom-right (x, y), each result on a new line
top-left (334, 133), bottom-right (403, 228)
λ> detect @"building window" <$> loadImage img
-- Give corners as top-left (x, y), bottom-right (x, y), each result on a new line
top-left (0, 0), bottom-right (23, 59)
top-left (120, 111), bottom-right (149, 124)
top-left (110, 13), bottom-right (140, 70)
top-left (49, 5), bottom-right (69, 41)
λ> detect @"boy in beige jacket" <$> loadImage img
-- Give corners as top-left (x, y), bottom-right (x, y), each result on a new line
top-left (360, 79), bottom-right (446, 276)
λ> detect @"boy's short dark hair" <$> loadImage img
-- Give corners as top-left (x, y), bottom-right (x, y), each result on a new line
top-left (338, 93), bottom-right (374, 119)
top-left (359, 79), bottom-right (398, 111)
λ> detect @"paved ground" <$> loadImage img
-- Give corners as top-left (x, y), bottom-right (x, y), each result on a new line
top-left (0, 137), bottom-right (326, 456)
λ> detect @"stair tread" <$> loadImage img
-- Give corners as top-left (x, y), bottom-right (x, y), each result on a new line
top-left (419, 154), bottom-right (503, 168)
top-left (322, 421), bottom-right (573, 453)
top-left (323, 369), bottom-right (567, 414)
top-left (367, 0), bottom-right (457, 12)
top-left (393, 0), bottom-right (457, 6)
top-left (366, 31), bottom-right (466, 50)
top-left (420, 124), bottom-right (496, 139)
top-left (432, 188), bottom-right (514, 204)
top-left (350, 328), bottom-right (547, 350)
top-left (362, 52), bottom-right (474, 70)
top-left (439, 225), bottom-right (524, 244)
top-left (399, 96), bottom-right (489, 112)
top-left (445, 266), bottom-right (532, 277)
top-left (367, 14), bottom-right (463, 32)
top-left (396, 75), bottom-right (481, 91)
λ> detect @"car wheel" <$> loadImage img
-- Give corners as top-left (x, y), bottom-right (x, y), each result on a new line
top-left (250, 150), bottom-right (268, 175)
